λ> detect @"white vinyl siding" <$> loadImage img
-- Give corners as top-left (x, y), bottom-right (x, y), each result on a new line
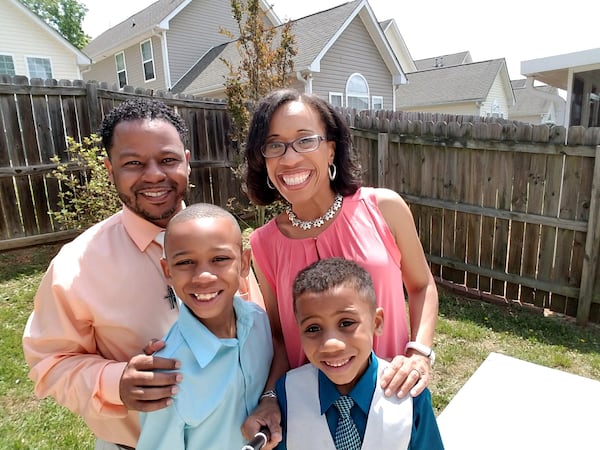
top-left (310, 17), bottom-right (393, 110)
top-left (0, 54), bottom-right (16, 75)
top-left (26, 56), bottom-right (52, 79)
top-left (140, 39), bottom-right (155, 82)
top-left (3, 0), bottom-right (84, 80)
top-left (115, 52), bottom-right (127, 88)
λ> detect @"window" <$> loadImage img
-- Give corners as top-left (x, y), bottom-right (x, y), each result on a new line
top-left (0, 55), bottom-right (15, 75)
top-left (115, 52), bottom-right (127, 89)
top-left (329, 92), bottom-right (343, 108)
top-left (140, 40), bottom-right (155, 81)
top-left (372, 96), bottom-right (383, 110)
top-left (26, 57), bottom-right (52, 79)
top-left (346, 73), bottom-right (369, 110)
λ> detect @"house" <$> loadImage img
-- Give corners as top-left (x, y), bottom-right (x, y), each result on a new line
top-left (396, 58), bottom-right (515, 118)
top-left (508, 78), bottom-right (566, 125)
top-left (0, 0), bottom-right (90, 80)
top-left (172, 0), bottom-right (406, 112)
top-left (521, 48), bottom-right (600, 128)
top-left (414, 51), bottom-right (472, 71)
top-left (82, 0), bottom-right (280, 91)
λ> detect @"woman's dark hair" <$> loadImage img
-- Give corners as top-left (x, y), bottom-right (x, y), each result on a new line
top-left (243, 88), bottom-right (362, 205)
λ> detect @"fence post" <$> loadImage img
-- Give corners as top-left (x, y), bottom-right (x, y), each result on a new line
top-left (377, 132), bottom-right (388, 188)
top-left (577, 144), bottom-right (600, 324)
top-left (86, 81), bottom-right (100, 133)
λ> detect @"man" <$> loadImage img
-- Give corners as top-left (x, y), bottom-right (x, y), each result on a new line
top-left (22, 98), bottom-right (260, 449)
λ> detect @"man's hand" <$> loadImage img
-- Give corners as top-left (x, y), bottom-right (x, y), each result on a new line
top-left (242, 397), bottom-right (282, 449)
top-left (119, 346), bottom-right (181, 412)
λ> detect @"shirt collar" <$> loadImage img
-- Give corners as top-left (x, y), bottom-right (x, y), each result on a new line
top-left (318, 352), bottom-right (378, 416)
top-left (177, 296), bottom-right (256, 368)
top-left (121, 202), bottom-right (186, 252)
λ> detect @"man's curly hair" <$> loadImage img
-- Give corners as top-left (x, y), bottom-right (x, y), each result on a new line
top-left (99, 98), bottom-right (188, 157)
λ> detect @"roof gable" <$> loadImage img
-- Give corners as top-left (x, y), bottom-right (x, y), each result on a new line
top-left (397, 59), bottom-right (509, 107)
top-left (8, 0), bottom-right (90, 65)
top-left (83, 0), bottom-right (280, 61)
top-left (173, 0), bottom-right (406, 95)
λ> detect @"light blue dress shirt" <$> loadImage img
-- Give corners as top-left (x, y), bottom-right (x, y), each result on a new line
top-left (137, 296), bottom-right (272, 450)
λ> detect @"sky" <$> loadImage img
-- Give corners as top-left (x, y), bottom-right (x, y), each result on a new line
top-left (80, 0), bottom-right (599, 80)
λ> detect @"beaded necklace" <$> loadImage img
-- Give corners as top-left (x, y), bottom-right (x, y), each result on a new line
top-left (286, 193), bottom-right (343, 230)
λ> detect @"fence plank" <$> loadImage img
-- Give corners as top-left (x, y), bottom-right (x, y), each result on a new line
top-left (506, 151), bottom-right (530, 300)
top-left (521, 153), bottom-right (546, 304)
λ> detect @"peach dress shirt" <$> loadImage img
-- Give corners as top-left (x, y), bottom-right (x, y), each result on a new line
top-left (23, 205), bottom-right (262, 448)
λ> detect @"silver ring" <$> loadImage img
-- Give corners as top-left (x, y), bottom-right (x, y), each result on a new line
top-left (411, 368), bottom-right (422, 378)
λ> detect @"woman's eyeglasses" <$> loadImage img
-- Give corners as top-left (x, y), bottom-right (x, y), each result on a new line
top-left (261, 135), bottom-right (327, 158)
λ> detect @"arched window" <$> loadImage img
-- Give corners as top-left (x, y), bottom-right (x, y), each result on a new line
top-left (346, 73), bottom-right (369, 110)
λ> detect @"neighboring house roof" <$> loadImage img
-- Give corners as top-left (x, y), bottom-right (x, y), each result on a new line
top-left (83, 0), bottom-right (280, 61)
top-left (521, 47), bottom-right (600, 90)
top-left (414, 51), bottom-right (472, 71)
top-left (9, 0), bottom-right (90, 66)
top-left (173, 0), bottom-right (406, 96)
top-left (397, 59), bottom-right (510, 108)
top-left (509, 79), bottom-right (565, 118)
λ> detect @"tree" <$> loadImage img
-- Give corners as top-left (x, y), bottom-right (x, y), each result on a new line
top-left (21, 0), bottom-right (90, 49)
top-left (220, 0), bottom-right (297, 225)
top-left (220, 0), bottom-right (297, 148)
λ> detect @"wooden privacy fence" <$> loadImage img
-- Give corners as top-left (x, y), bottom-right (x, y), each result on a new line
top-left (0, 76), bottom-right (243, 250)
top-left (346, 110), bottom-right (600, 324)
top-left (2, 77), bottom-right (600, 324)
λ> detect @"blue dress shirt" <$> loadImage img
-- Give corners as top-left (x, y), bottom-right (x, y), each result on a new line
top-left (137, 296), bottom-right (272, 450)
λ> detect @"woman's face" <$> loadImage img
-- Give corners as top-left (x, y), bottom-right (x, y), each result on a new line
top-left (264, 100), bottom-right (335, 205)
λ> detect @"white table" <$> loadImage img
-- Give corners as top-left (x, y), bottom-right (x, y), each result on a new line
top-left (437, 352), bottom-right (600, 450)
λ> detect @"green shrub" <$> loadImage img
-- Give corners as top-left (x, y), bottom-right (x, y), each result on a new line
top-left (48, 134), bottom-right (121, 229)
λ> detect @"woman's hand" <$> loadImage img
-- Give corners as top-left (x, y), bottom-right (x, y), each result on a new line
top-left (379, 353), bottom-right (431, 398)
top-left (242, 397), bottom-right (282, 449)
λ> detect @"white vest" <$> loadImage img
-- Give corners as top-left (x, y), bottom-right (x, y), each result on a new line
top-left (285, 358), bottom-right (412, 449)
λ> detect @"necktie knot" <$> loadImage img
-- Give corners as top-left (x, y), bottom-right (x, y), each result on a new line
top-left (334, 396), bottom-right (354, 419)
top-left (333, 395), bottom-right (360, 450)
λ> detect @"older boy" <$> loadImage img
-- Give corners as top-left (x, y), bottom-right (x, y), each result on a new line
top-left (275, 258), bottom-right (444, 450)
top-left (137, 203), bottom-right (273, 449)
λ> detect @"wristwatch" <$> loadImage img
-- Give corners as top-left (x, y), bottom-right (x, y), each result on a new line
top-left (405, 341), bottom-right (435, 367)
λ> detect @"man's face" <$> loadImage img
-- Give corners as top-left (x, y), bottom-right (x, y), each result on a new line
top-left (104, 118), bottom-right (190, 227)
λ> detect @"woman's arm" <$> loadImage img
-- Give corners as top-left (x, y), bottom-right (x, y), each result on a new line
top-left (375, 188), bottom-right (439, 397)
top-left (241, 259), bottom-right (289, 449)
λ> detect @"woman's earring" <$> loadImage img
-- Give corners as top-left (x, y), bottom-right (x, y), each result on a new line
top-left (328, 163), bottom-right (337, 181)
top-left (267, 176), bottom-right (275, 189)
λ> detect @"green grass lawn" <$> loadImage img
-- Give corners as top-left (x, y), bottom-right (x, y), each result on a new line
top-left (1, 244), bottom-right (599, 449)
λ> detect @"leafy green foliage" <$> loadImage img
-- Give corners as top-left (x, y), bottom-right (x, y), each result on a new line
top-left (48, 135), bottom-right (121, 229)
top-left (220, 0), bottom-right (297, 224)
top-left (21, 0), bottom-right (90, 49)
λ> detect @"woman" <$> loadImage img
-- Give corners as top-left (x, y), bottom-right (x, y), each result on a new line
top-left (242, 88), bottom-right (438, 447)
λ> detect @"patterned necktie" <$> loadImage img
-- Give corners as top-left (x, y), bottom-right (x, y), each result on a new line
top-left (334, 395), bottom-right (361, 450)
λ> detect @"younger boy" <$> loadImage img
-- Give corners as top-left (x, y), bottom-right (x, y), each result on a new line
top-left (275, 258), bottom-right (444, 450)
top-left (137, 203), bottom-right (273, 450)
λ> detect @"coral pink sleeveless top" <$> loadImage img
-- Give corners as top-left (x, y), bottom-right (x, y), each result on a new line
top-left (250, 187), bottom-right (409, 368)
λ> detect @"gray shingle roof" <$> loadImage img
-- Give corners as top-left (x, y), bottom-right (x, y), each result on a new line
top-left (172, 1), bottom-right (360, 94)
top-left (83, 0), bottom-right (189, 59)
top-left (509, 80), bottom-right (562, 115)
top-left (414, 51), bottom-right (472, 71)
top-left (397, 59), bottom-right (506, 108)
